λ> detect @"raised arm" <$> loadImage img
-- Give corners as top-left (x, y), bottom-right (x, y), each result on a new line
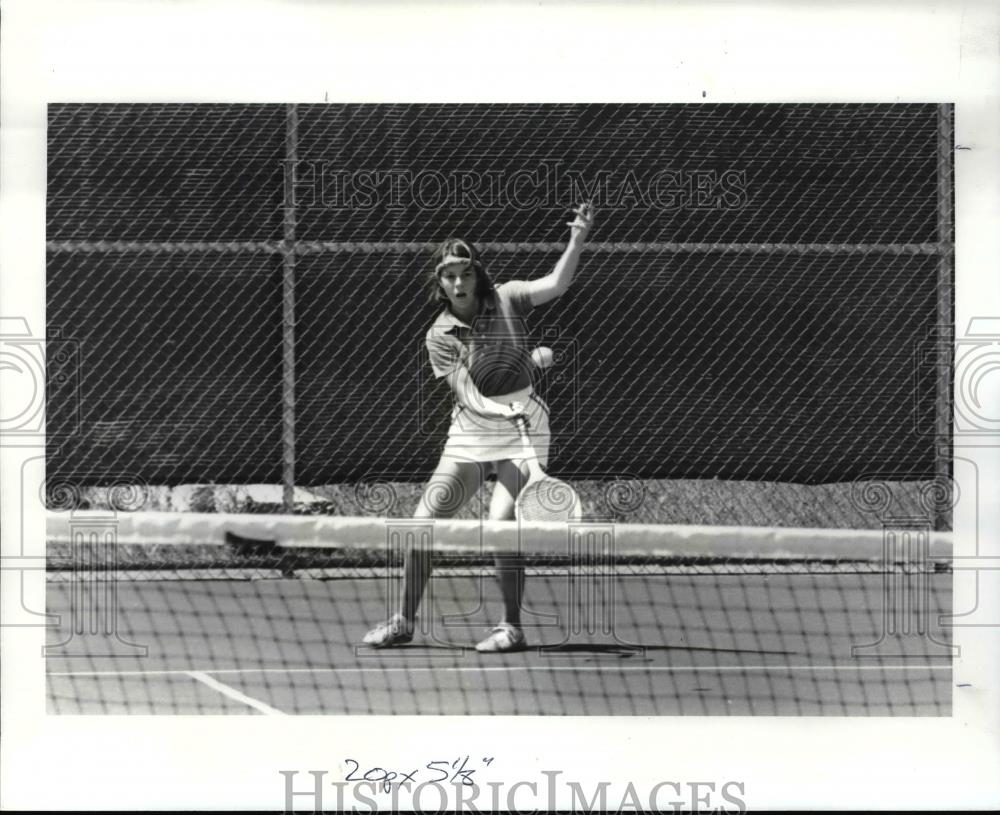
top-left (521, 203), bottom-right (596, 307)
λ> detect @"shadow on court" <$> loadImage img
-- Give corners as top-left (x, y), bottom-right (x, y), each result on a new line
top-left (44, 570), bottom-right (953, 715)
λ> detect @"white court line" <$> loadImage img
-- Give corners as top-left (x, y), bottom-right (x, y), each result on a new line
top-left (49, 663), bottom-right (953, 677)
top-left (185, 670), bottom-right (286, 715)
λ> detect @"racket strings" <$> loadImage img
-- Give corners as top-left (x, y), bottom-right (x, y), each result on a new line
top-left (517, 477), bottom-right (581, 522)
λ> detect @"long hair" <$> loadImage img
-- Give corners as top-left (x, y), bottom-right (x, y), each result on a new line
top-left (427, 238), bottom-right (494, 306)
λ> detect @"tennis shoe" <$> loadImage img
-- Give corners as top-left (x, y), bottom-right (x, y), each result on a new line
top-left (363, 613), bottom-right (414, 647)
top-left (474, 623), bottom-right (527, 653)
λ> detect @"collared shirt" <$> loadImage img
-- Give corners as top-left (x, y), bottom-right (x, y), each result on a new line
top-left (425, 281), bottom-right (535, 397)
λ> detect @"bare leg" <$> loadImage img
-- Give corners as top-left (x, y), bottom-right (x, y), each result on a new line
top-left (400, 458), bottom-right (484, 622)
top-left (490, 459), bottom-right (528, 626)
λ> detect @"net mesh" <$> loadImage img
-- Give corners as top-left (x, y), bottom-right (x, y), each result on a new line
top-left (45, 512), bottom-right (953, 716)
top-left (45, 103), bottom-right (953, 530)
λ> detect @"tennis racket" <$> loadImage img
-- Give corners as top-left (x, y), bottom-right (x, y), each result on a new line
top-left (511, 412), bottom-right (581, 522)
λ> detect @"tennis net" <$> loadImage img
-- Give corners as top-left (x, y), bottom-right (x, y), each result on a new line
top-left (45, 511), bottom-right (953, 715)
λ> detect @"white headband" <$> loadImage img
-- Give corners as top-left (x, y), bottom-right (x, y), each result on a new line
top-left (435, 240), bottom-right (474, 274)
top-left (435, 254), bottom-right (472, 274)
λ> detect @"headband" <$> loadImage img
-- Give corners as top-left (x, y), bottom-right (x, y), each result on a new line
top-left (435, 240), bottom-right (474, 274)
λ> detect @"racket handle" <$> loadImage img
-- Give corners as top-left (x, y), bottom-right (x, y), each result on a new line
top-left (510, 407), bottom-right (529, 428)
top-left (509, 406), bottom-right (537, 459)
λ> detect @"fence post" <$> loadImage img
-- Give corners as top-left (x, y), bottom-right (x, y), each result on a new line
top-left (282, 104), bottom-right (299, 513)
top-left (935, 103), bottom-right (954, 532)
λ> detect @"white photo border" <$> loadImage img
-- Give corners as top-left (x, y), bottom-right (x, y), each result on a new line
top-left (2, 0), bottom-right (998, 810)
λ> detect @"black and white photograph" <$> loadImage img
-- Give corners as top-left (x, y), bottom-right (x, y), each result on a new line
top-left (42, 101), bottom-right (956, 716)
top-left (2, 1), bottom-right (998, 811)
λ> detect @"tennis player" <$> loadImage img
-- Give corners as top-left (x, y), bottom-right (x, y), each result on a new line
top-left (364, 203), bottom-right (596, 652)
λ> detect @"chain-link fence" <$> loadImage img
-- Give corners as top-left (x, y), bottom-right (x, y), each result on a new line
top-left (46, 103), bottom-right (954, 527)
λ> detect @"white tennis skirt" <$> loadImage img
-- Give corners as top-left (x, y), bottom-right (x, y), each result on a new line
top-left (441, 386), bottom-right (551, 468)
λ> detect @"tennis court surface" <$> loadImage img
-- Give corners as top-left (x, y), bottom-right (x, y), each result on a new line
top-left (45, 512), bottom-right (953, 715)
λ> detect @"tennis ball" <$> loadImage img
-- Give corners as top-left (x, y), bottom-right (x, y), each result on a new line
top-left (531, 346), bottom-right (554, 369)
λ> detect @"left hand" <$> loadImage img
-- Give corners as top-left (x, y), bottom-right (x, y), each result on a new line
top-left (566, 201), bottom-right (596, 242)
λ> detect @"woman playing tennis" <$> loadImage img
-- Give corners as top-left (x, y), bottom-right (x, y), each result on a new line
top-left (363, 202), bottom-right (596, 652)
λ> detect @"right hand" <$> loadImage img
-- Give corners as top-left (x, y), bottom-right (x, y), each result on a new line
top-left (506, 401), bottom-right (529, 427)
